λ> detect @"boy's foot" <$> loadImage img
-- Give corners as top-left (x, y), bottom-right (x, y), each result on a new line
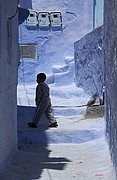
top-left (28, 122), bottom-right (37, 128)
top-left (49, 122), bottom-right (58, 128)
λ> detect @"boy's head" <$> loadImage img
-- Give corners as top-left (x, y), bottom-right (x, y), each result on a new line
top-left (37, 73), bottom-right (46, 83)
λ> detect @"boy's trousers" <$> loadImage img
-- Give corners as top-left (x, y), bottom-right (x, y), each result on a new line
top-left (32, 98), bottom-right (56, 125)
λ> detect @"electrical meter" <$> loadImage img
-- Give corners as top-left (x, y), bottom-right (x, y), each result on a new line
top-left (26, 11), bottom-right (38, 26)
top-left (38, 12), bottom-right (50, 27)
top-left (50, 12), bottom-right (62, 27)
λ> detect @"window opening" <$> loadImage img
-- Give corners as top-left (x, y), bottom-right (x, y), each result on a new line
top-left (20, 44), bottom-right (37, 60)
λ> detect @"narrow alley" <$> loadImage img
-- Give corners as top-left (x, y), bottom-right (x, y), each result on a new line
top-left (0, 84), bottom-right (115, 179)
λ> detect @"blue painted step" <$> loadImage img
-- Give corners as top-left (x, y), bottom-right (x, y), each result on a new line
top-left (17, 106), bottom-right (104, 147)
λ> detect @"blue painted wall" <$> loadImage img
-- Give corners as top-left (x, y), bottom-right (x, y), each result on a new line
top-left (74, 26), bottom-right (104, 95)
top-left (18, 1), bottom-right (93, 85)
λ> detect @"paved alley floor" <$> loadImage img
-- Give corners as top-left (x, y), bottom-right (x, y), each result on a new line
top-left (1, 85), bottom-right (115, 179)
top-left (0, 139), bottom-right (115, 180)
top-left (0, 114), bottom-right (116, 180)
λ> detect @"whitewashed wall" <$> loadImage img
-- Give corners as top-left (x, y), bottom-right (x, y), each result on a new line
top-left (0, 0), bottom-right (19, 169)
top-left (18, 0), bottom-right (93, 84)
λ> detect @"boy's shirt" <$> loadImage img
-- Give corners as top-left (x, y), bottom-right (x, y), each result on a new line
top-left (35, 82), bottom-right (50, 106)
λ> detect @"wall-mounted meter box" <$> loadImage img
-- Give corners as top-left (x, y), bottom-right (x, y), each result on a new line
top-left (38, 12), bottom-right (50, 27)
top-left (26, 11), bottom-right (38, 26)
top-left (50, 12), bottom-right (62, 27)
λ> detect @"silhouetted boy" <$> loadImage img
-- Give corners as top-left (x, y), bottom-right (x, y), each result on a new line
top-left (28, 73), bottom-right (58, 128)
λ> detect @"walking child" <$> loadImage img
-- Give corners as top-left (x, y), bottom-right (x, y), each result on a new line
top-left (28, 73), bottom-right (58, 128)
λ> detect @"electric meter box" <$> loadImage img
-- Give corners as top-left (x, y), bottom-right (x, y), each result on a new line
top-left (26, 11), bottom-right (38, 26)
top-left (38, 12), bottom-right (50, 27)
top-left (50, 12), bottom-right (62, 27)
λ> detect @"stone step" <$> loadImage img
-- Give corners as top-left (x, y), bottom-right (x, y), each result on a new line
top-left (18, 128), bottom-right (103, 147)
top-left (52, 64), bottom-right (69, 73)
top-left (54, 62), bottom-right (75, 86)
top-left (17, 106), bottom-right (104, 147)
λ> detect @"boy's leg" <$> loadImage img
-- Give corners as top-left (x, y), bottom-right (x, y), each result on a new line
top-left (32, 102), bottom-right (47, 125)
top-left (45, 102), bottom-right (58, 125)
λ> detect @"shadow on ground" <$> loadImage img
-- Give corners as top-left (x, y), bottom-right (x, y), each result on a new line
top-left (17, 105), bottom-right (50, 130)
top-left (0, 105), bottom-right (70, 180)
top-left (17, 105), bottom-right (54, 146)
top-left (0, 146), bottom-right (70, 179)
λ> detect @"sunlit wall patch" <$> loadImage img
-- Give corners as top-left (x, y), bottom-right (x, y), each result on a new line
top-left (93, 0), bottom-right (104, 29)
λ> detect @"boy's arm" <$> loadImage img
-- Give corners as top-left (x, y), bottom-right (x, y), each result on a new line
top-left (35, 85), bottom-right (42, 106)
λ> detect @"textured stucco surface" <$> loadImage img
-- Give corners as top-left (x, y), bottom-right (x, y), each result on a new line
top-left (0, 0), bottom-right (18, 169)
top-left (74, 26), bottom-right (104, 95)
top-left (18, 0), bottom-right (93, 84)
top-left (104, 0), bottom-right (117, 175)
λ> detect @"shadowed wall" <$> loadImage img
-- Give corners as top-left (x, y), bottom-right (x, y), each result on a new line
top-left (104, 0), bottom-right (117, 175)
